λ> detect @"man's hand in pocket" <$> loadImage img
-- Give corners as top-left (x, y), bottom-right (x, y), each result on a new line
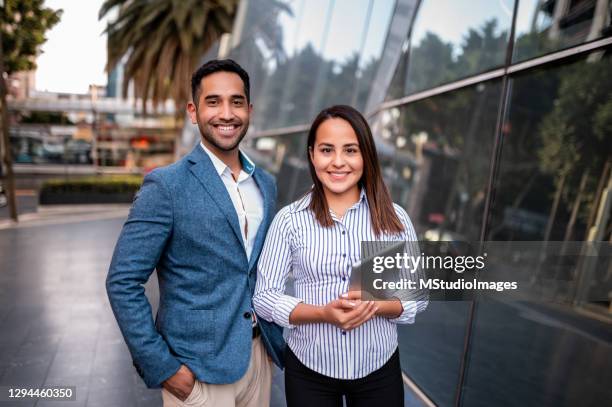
top-left (163, 365), bottom-right (196, 401)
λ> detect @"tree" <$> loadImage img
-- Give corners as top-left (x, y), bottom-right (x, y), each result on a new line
top-left (0, 0), bottom-right (61, 221)
top-left (99, 0), bottom-right (239, 117)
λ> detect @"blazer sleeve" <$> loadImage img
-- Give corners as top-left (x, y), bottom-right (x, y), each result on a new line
top-left (106, 171), bottom-right (181, 387)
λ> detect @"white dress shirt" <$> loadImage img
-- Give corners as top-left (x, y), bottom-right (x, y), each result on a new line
top-left (200, 142), bottom-right (263, 261)
top-left (254, 190), bottom-right (428, 379)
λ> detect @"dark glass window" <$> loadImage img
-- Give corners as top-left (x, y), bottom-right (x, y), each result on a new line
top-left (487, 51), bottom-right (611, 244)
top-left (384, 81), bottom-right (503, 242)
top-left (247, 132), bottom-right (310, 208)
top-left (464, 51), bottom-right (612, 407)
top-left (380, 80), bottom-right (502, 407)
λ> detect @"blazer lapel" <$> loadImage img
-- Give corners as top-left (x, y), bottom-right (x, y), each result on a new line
top-left (249, 168), bottom-right (272, 271)
top-left (187, 147), bottom-right (245, 249)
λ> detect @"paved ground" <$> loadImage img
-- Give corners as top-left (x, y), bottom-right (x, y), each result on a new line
top-left (0, 209), bottom-right (286, 407)
top-left (0, 191), bottom-right (38, 220)
top-left (0, 208), bottom-right (426, 406)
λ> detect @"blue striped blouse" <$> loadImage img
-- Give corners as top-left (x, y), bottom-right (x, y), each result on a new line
top-left (254, 189), bottom-right (428, 379)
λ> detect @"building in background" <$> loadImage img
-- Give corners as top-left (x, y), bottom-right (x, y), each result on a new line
top-left (212, 0), bottom-right (612, 406)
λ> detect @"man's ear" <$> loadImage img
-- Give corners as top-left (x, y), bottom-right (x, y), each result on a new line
top-left (187, 102), bottom-right (197, 124)
top-left (248, 103), bottom-right (253, 115)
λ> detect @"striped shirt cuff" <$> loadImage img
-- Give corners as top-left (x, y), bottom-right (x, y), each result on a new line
top-left (273, 295), bottom-right (303, 329)
top-left (388, 300), bottom-right (417, 324)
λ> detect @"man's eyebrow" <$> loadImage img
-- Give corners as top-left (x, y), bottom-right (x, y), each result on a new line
top-left (203, 94), bottom-right (246, 100)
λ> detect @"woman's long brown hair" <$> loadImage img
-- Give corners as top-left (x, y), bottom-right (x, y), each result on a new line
top-left (307, 105), bottom-right (404, 237)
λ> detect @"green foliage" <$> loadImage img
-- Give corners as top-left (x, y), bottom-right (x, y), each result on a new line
top-left (0, 0), bottom-right (61, 74)
top-left (100, 0), bottom-right (239, 114)
top-left (20, 111), bottom-right (73, 124)
top-left (41, 175), bottom-right (143, 194)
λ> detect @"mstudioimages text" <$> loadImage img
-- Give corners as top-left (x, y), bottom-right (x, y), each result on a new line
top-left (372, 278), bottom-right (519, 292)
top-left (372, 253), bottom-right (488, 273)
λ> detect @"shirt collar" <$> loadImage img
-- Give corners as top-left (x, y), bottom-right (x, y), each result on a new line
top-left (199, 141), bottom-right (256, 177)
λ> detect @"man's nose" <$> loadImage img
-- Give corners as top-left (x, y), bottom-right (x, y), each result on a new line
top-left (219, 102), bottom-right (233, 120)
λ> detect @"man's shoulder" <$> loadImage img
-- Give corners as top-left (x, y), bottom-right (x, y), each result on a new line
top-left (146, 157), bottom-right (189, 182)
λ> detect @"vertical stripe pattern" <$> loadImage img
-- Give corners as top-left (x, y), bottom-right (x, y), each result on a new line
top-left (254, 190), bottom-right (428, 379)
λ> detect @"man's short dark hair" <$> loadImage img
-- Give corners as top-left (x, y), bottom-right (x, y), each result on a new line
top-left (191, 59), bottom-right (250, 106)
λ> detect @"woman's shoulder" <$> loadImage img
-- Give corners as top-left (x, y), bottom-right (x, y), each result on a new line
top-left (391, 202), bottom-right (417, 234)
top-left (392, 202), bottom-right (410, 220)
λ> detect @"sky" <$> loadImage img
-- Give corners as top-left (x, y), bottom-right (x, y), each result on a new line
top-left (35, 0), bottom-right (109, 94)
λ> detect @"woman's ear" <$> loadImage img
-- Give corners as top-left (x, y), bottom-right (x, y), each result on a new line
top-left (308, 146), bottom-right (314, 162)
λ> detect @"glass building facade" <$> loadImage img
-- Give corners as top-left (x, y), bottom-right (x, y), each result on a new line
top-left (221, 0), bottom-right (612, 405)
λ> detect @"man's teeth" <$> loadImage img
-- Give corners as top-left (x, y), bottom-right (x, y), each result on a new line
top-left (218, 125), bottom-right (236, 131)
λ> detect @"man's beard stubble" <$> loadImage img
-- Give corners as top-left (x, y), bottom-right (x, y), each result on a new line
top-left (198, 120), bottom-right (249, 152)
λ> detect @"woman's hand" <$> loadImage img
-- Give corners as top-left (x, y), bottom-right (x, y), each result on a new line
top-left (339, 290), bottom-right (403, 319)
top-left (321, 296), bottom-right (378, 331)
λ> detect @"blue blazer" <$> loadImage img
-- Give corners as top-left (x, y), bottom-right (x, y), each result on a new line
top-left (106, 145), bottom-right (285, 388)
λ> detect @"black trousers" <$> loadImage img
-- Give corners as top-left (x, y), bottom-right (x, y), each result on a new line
top-left (284, 347), bottom-right (404, 407)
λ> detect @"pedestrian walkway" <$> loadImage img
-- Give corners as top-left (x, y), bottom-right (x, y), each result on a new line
top-left (0, 210), bottom-right (287, 407)
top-left (0, 204), bottom-right (131, 230)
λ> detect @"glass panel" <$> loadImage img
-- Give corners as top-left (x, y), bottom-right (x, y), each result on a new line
top-left (381, 79), bottom-right (502, 407)
top-left (465, 51), bottom-right (612, 406)
top-left (245, 132), bottom-right (311, 208)
top-left (387, 0), bottom-right (514, 100)
top-left (236, 0), bottom-right (397, 131)
top-left (398, 302), bottom-right (471, 407)
top-left (272, 0), bottom-right (334, 128)
top-left (353, 0), bottom-right (396, 111)
top-left (487, 52), bottom-right (611, 244)
top-left (384, 81), bottom-right (502, 242)
top-left (229, 0), bottom-right (300, 132)
top-left (308, 0), bottom-right (372, 115)
top-left (514, 0), bottom-right (612, 63)
top-left (464, 300), bottom-right (612, 406)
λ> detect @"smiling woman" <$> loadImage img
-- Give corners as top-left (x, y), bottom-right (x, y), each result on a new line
top-left (254, 104), bottom-right (429, 407)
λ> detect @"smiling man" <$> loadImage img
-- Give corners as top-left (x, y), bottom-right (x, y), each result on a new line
top-left (106, 59), bottom-right (285, 407)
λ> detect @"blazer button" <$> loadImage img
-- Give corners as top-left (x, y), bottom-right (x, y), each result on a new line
top-left (243, 311), bottom-right (252, 319)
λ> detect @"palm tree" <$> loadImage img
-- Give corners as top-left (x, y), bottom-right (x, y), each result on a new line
top-left (99, 0), bottom-right (239, 116)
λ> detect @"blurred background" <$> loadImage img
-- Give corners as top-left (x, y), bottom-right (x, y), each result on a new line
top-left (0, 0), bottom-right (611, 406)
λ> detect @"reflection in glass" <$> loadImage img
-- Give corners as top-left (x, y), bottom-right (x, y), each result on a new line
top-left (246, 132), bottom-right (310, 208)
top-left (384, 81), bottom-right (502, 242)
top-left (466, 53), bottom-right (612, 406)
top-left (464, 299), bottom-right (612, 407)
top-left (487, 52), bottom-right (611, 244)
top-left (273, 0), bottom-right (334, 128)
top-left (387, 0), bottom-right (514, 99)
top-left (229, 0), bottom-right (297, 131)
top-left (232, 0), bottom-right (396, 131)
top-left (514, 0), bottom-right (612, 62)
top-left (379, 81), bottom-right (502, 407)
top-left (309, 0), bottom-right (372, 115)
top-left (353, 0), bottom-right (396, 111)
